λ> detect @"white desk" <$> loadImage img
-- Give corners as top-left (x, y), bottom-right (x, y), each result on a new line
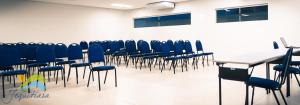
top-left (215, 49), bottom-right (300, 105)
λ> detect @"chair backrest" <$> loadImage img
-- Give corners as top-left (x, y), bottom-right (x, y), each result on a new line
top-left (151, 40), bottom-right (161, 53)
top-left (16, 42), bottom-right (27, 58)
top-left (196, 40), bottom-right (204, 52)
top-left (139, 41), bottom-right (151, 54)
top-left (24, 43), bottom-right (38, 60)
top-left (109, 41), bottom-right (120, 53)
top-left (88, 44), bottom-right (105, 64)
top-left (55, 43), bottom-right (68, 58)
top-left (166, 40), bottom-right (174, 51)
top-left (184, 40), bottom-right (193, 54)
top-left (36, 45), bottom-right (56, 63)
top-left (0, 45), bottom-right (21, 67)
top-left (160, 41), bottom-right (171, 57)
top-left (118, 40), bottom-right (125, 49)
top-left (277, 48), bottom-right (293, 87)
top-left (68, 43), bottom-right (83, 60)
top-left (125, 40), bottom-right (137, 54)
top-left (174, 41), bottom-right (184, 55)
top-left (80, 41), bottom-right (89, 50)
top-left (273, 41), bottom-right (279, 49)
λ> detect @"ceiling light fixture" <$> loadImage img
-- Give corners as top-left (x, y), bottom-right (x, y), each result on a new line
top-left (111, 3), bottom-right (133, 8)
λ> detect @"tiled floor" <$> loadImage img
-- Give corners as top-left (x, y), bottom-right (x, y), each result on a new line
top-left (1, 61), bottom-right (300, 105)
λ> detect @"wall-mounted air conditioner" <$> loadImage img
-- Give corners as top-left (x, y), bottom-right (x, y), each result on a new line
top-left (146, 1), bottom-right (175, 10)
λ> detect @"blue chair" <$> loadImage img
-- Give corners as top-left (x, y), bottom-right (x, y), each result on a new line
top-left (0, 45), bottom-right (28, 98)
top-left (195, 40), bottom-right (214, 65)
top-left (247, 48), bottom-right (293, 105)
top-left (163, 41), bottom-right (186, 74)
top-left (67, 43), bottom-right (90, 84)
top-left (87, 44), bottom-right (117, 91)
top-left (125, 40), bottom-right (138, 67)
top-left (25, 43), bottom-right (48, 76)
top-left (36, 45), bottom-right (66, 90)
top-left (184, 40), bottom-right (199, 70)
top-left (273, 41), bottom-right (279, 49)
top-left (80, 41), bottom-right (89, 61)
top-left (159, 41), bottom-right (172, 72)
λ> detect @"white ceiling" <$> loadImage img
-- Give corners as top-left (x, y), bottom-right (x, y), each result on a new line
top-left (30, 0), bottom-right (192, 10)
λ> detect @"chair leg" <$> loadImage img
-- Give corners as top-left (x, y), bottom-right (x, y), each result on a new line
top-left (97, 71), bottom-right (101, 91)
top-left (279, 89), bottom-right (288, 105)
top-left (104, 71), bottom-right (108, 84)
top-left (2, 76), bottom-right (5, 98)
top-left (251, 87), bottom-right (255, 105)
top-left (271, 90), bottom-right (280, 105)
top-left (13, 75), bottom-right (16, 87)
top-left (87, 71), bottom-right (92, 87)
top-left (75, 67), bottom-right (79, 84)
top-left (115, 68), bottom-right (117, 87)
top-left (43, 72), bottom-right (47, 91)
top-left (63, 69), bottom-right (66, 87)
top-left (56, 70), bottom-right (59, 84)
top-left (274, 71), bottom-right (277, 80)
top-left (83, 66), bottom-right (87, 79)
top-left (293, 74), bottom-right (300, 86)
top-left (67, 67), bottom-right (71, 81)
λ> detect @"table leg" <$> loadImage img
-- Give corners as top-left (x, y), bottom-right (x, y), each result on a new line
top-left (287, 74), bottom-right (290, 97)
top-left (219, 77), bottom-right (222, 105)
top-left (245, 84), bottom-right (249, 105)
top-left (266, 62), bottom-right (270, 94)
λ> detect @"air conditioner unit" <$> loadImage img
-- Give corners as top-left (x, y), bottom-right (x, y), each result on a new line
top-left (146, 1), bottom-right (175, 10)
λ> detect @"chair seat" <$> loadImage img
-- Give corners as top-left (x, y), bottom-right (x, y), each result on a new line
top-left (203, 52), bottom-right (214, 55)
top-left (165, 56), bottom-right (184, 60)
top-left (0, 70), bottom-right (28, 76)
top-left (39, 66), bottom-right (64, 71)
top-left (273, 64), bottom-right (300, 74)
top-left (70, 63), bottom-right (90, 67)
top-left (194, 53), bottom-right (205, 57)
top-left (113, 51), bottom-right (127, 56)
top-left (0, 66), bottom-right (14, 70)
top-left (22, 60), bottom-right (37, 64)
top-left (55, 58), bottom-right (64, 62)
top-left (143, 55), bottom-right (159, 59)
top-left (291, 61), bottom-right (300, 65)
top-left (247, 77), bottom-right (280, 90)
top-left (56, 60), bottom-right (76, 65)
top-left (92, 66), bottom-right (115, 71)
top-left (27, 63), bottom-right (48, 68)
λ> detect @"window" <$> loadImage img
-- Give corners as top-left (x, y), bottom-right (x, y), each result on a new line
top-left (217, 8), bottom-right (240, 23)
top-left (134, 17), bottom-right (159, 28)
top-left (134, 13), bottom-right (191, 28)
top-left (216, 4), bottom-right (268, 23)
top-left (159, 13), bottom-right (191, 26)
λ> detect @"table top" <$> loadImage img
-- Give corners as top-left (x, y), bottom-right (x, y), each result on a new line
top-left (214, 49), bottom-right (300, 67)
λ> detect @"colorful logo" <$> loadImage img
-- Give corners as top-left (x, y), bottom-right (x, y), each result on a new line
top-left (19, 74), bottom-right (46, 92)
top-left (1, 74), bottom-right (49, 104)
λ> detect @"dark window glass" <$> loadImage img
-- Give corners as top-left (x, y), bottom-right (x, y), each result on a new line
top-left (240, 7), bottom-right (255, 21)
top-left (159, 13), bottom-right (191, 26)
top-left (217, 8), bottom-right (240, 23)
top-left (241, 5), bottom-right (268, 21)
top-left (217, 4), bottom-right (268, 23)
top-left (254, 5), bottom-right (268, 20)
top-left (134, 17), bottom-right (159, 28)
top-left (134, 13), bottom-right (191, 28)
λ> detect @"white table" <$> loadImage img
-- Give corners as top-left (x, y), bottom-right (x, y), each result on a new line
top-left (215, 49), bottom-right (300, 105)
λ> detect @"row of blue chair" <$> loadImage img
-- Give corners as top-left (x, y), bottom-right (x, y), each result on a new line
top-left (0, 42), bottom-right (118, 98)
top-left (85, 40), bottom-right (213, 74)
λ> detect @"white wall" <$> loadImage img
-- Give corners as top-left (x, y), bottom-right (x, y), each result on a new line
top-left (1, 0), bottom-right (300, 57)
top-left (0, 1), bottom-right (129, 44)
top-left (127, 0), bottom-right (300, 57)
